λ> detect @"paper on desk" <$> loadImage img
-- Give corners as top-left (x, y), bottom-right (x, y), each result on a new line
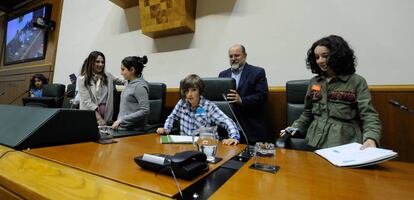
top-left (160, 135), bottom-right (199, 144)
top-left (315, 143), bottom-right (397, 168)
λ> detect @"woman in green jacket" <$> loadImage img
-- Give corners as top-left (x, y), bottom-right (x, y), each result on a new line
top-left (281, 35), bottom-right (381, 149)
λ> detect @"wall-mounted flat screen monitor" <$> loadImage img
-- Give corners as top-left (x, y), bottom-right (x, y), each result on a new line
top-left (3, 4), bottom-right (51, 65)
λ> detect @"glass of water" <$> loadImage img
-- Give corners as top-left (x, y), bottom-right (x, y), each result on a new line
top-left (253, 142), bottom-right (277, 173)
top-left (98, 125), bottom-right (114, 143)
top-left (196, 127), bottom-right (218, 162)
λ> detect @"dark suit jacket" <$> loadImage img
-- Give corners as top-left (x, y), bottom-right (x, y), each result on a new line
top-left (219, 63), bottom-right (273, 144)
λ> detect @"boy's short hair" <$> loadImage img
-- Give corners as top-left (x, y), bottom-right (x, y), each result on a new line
top-left (181, 74), bottom-right (205, 99)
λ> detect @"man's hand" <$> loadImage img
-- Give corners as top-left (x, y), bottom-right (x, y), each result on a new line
top-left (222, 138), bottom-right (239, 145)
top-left (227, 89), bottom-right (242, 104)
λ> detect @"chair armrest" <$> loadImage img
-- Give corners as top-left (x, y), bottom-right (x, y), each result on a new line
top-left (145, 123), bottom-right (164, 133)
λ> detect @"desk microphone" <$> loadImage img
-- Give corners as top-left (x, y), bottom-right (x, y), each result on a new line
top-left (389, 99), bottom-right (414, 115)
top-left (222, 93), bottom-right (251, 157)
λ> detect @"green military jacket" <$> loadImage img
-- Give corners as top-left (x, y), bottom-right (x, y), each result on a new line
top-left (292, 74), bottom-right (381, 148)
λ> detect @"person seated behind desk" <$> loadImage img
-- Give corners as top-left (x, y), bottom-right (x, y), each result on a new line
top-left (156, 74), bottom-right (240, 145)
top-left (29, 73), bottom-right (48, 97)
top-left (280, 35), bottom-right (381, 150)
top-left (111, 56), bottom-right (150, 131)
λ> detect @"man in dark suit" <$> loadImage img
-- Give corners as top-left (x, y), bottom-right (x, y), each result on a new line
top-left (219, 44), bottom-right (273, 144)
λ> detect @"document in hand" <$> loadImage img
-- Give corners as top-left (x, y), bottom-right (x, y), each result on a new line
top-left (315, 143), bottom-right (398, 168)
top-left (160, 135), bottom-right (199, 144)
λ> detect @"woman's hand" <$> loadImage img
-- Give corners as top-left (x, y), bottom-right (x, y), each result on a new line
top-left (222, 138), bottom-right (239, 145)
top-left (360, 138), bottom-right (377, 150)
top-left (95, 111), bottom-right (106, 126)
top-left (156, 128), bottom-right (169, 134)
top-left (112, 119), bottom-right (121, 129)
top-left (280, 127), bottom-right (299, 137)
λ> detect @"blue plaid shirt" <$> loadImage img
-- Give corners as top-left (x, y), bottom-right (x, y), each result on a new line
top-left (163, 96), bottom-right (240, 140)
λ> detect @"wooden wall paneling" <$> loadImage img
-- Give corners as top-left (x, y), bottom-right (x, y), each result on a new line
top-left (267, 87), bottom-right (286, 137)
top-left (0, 65), bottom-right (52, 105)
top-left (0, 64), bottom-right (51, 76)
top-left (0, 74), bottom-right (27, 105)
top-left (46, 0), bottom-right (63, 74)
top-left (370, 91), bottom-right (414, 163)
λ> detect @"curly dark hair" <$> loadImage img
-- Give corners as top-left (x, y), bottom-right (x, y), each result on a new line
top-left (29, 74), bottom-right (48, 89)
top-left (121, 55), bottom-right (148, 76)
top-left (306, 35), bottom-right (356, 76)
top-left (181, 74), bottom-right (205, 100)
top-left (84, 51), bottom-right (108, 86)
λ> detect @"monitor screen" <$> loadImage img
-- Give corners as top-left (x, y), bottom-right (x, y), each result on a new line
top-left (3, 5), bottom-right (51, 65)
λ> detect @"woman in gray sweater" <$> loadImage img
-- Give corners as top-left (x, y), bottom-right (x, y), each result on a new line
top-left (112, 56), bottom-right (150, 131)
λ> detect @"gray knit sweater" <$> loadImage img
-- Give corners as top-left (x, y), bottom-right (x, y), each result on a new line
top-left (118, 78), bottom-right (150, 130)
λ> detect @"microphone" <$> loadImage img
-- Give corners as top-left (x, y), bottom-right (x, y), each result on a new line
top-left (389, 99), bottom-right (414, 115)
top-left (222, 93), bottom-right (251, 157)
top-left (8, 89), bottom-right (30, 104)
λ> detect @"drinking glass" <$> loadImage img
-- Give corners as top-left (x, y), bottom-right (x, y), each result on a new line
top-left (98, 125), bottom-right (114, 143)
top-left (196, 127), bottom-right (218, 162)
top-left (253, 142), bottom-right (277, 173)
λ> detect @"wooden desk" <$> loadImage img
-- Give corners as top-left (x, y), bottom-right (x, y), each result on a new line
top-left (0, 150), bottom-right (169, 200)
top-left (25, 134), bottom-right (245, 198)
top-left (210, 148), bottom-right (414, 200)
top-left (0, 145), bottom-right (14, 156)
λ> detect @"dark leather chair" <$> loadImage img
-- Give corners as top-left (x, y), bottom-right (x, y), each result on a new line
top-left (22, 84), bottom-right (66, 108)
top-left (62, 84), bottom-right (77, 108)
top-left (204, 78), bottom-right (237, 139)
top-left (145, 82), bottom-right (167, 133)
top-left (276, 80), bottom-right (314, 151)
top-left (201, 77), bottom-right (236, 120)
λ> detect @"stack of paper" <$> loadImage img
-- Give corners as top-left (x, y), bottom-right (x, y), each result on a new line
top-left (315, 143), bottom-right (398, 168)
top-left (160, 135), bottom-right (199, 144)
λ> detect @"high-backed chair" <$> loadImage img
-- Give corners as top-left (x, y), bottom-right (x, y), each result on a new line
top-left (202, 77), bottom-right (236, 120)
top-left (62, 84), bottom-right (77, 108)
top-left (22, 84), bottom-right (66, 108)
top-left (145, 82), bottom-right (167, 133)
top-left (277, 80), bottom-right (314, 151)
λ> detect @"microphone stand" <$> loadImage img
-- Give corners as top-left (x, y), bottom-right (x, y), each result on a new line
top-left (389, 99), bottom-right (414, 115)
top-left (222, 94), bottom-right (251, 158)
top-left (8, 89), bottom-right (30, 104)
